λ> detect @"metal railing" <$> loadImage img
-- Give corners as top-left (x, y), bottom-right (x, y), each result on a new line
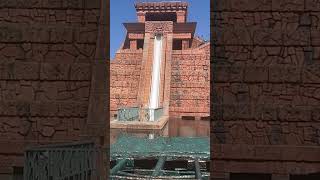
top-left (117, 107), bottom-right (164, 122)
top-left (143, 107), bottom-right (164, 121)
top-left (110, 158), bottom-right (210, 180)
top-left (24, 142), bottom-right (100, 180)
top-left (110, 135), bottom-right (210, 179)
top-left (117, 107), bottom-right (139, 121)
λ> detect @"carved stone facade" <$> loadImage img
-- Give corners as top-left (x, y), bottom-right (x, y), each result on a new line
top-left (145, 21), bottom-right (174, 34)
top-left (110, 2), bottom-right (210, 119)
top-left (110, 51), bottom-right (143, 115)
top-left (212, 0), bottom-right (320, 179)
top-left (171, 47), bottom-right (210, 117)
top-left (0, 0), bottom-right (108, 178)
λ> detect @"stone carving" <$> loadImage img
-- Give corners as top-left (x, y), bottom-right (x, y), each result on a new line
top-left (0, 0), bottom-right (102, 174)
top-left (212, 0), bottom-right (320, 177)
top-left (145, 21), bottom-right (173, 34)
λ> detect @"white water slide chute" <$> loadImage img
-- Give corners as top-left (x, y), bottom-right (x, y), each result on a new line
top-left (149, 34), bottom-right (163, 121)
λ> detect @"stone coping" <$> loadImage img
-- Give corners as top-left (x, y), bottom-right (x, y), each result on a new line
top-left (135, 2), bottom-right (188, 11)
top-left (110, 116), bottom-right (169, 130)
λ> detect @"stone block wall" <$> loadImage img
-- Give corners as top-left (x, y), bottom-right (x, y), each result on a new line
top-left (171, 46), bottom-right (210, 117)
top-left (110, 42), bottom-right (210, 119)
top-left (110, 50), bottom-right (143, 115)
top-left (211, 0), bottom-right (320, 179)
top-left (0, 0), bottom-right (107, 177)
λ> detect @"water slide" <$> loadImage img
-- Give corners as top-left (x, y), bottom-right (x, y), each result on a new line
top-left (149, 34), bottom-right (163, 121)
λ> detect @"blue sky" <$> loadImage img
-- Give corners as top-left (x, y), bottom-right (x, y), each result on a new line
top-left (110, 0), bottom-right (210, 59)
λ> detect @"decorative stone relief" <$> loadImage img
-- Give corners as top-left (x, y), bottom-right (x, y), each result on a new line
top-left (145, 21), bottom-right (173, 35)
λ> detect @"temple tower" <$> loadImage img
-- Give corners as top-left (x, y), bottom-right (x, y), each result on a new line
top-left (111, 1), bottom-right (210, 124)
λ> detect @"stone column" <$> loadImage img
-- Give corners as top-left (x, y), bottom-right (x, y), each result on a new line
top-left (163, 32), bottom-right (173, 116)
top-left (182, 39), bottom-right (189, 49)
top-left (137, 33), bottom-right (151, 121)
top-left (130, 39), bottom-right (137, 50)
top-left (176, 11), bottom-right (186, 23)
top-left (85, 0), bottom-right (108, 178)
top-left (159, 35), bottom-right (166, 107)
top-left (137, 11), bottom-right (145, 22)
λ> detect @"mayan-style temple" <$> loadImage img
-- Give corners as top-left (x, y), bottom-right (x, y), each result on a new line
top-left (110, 1), bottom-right (210, 128)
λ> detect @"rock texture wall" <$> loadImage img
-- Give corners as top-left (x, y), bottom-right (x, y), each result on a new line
top-left (110, 42), bottom-right (210, 118)
top-left (0, 0), bottom-right (108, 177)
top-left (212, 0), bottom-right (320, 179)
top-left (110, 50), bottom-right (143, 115)
top-left (171, 45), bottom-right (210, 117)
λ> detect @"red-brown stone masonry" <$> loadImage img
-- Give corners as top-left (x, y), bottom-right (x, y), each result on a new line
top-left (176, 11), bottom-right (186, 23)
top-left (191, 37), bottom-right (205, 49)
top-left (110, 37), bottom-right (209, 118)
top-left (170, 45), bottom-right (210, 117)
top-left (136, 33), bottom-right (151, 109)
top-left (212, 0), bottom-right (320, 178)
top-left (163, 33), bottom-right (173, 116)
top-left (158, 35), bottom-right (169, 109)
top-left (110, 51), bottom-right (143, 115)
top-left (0, 0), bottom-right (102, 175)
top-left (142, 38), bottom-right (155, 106)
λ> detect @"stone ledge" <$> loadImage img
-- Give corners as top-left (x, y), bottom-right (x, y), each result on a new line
top-left (110, 116), bottom-right (169, 130)
top-left (212, 159), bottom-right (320, 175)
top-left (212, 144), bottom-right (320, 162)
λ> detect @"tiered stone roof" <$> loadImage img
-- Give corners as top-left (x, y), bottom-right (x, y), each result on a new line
top-left (135, 1), bottom-right (188, 12)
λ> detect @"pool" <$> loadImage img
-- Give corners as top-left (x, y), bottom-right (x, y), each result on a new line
top-left (110, 117), bottom-right (210, 179)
